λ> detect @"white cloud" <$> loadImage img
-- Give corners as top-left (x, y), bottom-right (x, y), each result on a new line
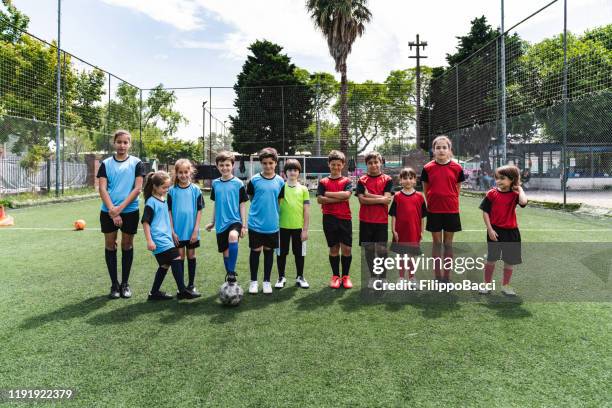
top-left (100, 0), bottom-right (204, 31)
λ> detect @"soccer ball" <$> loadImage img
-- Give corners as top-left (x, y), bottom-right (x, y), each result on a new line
top-left (219, 282), bottom-right (243, 306)
top-left (74, 219), bottom-right (86, 230)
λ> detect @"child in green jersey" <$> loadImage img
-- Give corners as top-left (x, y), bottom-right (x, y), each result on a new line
top-left (275, 159), bottom-right (310, 289)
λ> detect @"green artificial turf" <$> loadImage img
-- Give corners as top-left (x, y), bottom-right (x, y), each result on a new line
top-left (0, 195), bottom-right (610, 407)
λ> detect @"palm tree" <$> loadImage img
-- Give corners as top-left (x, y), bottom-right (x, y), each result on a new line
top-left (306, 0), bottom-right (372, 157)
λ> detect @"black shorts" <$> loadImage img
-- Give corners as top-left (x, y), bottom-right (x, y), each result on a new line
top-left (154, 247), bottom-right (179, 266)
top-left (248, 229), bottom-right (279, 249)
top-left (426, 212), bottom-right (462, 232)
top-left (487, 226), bottom-right (522, 265)
top-left (100, 210), bottom-right (139, 235)
top-left (216, 223), bottom-right (242, 253)
top-left (322, 214), bottom-right (352, 247)
top-left (177, 240), bottom-right (200, 249)
top-left (359, 221), bottom-right (388, 246)
top-left (279, 228), bottom-right (305, 256)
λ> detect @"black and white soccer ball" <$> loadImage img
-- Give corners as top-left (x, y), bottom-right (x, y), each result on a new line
top-left (219, 282), bottom-right (243, 306)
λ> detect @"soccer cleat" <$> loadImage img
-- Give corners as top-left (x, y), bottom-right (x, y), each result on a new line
top-left (109, 285), bottom-right (121, 299)
top-left (187, 285), bottom-right (201, 296)
top-left (248, 281), bottom-right (259, 294)
top-left (408, 277), bottom-right (418, 290)
top-left (478, 287), bottom-right (492, 295)
top-left (501, 285), bottom-right (517, 296)
top-left (274, 276), bottom-right (287, 288)
top-left (148, 291), bottom-right (173, 301)
top-left (341, 275), bottom-right (353, 289)
top-left (225, 273), bottom-right (238, 284)
top-left (329, 275), bottom-right (341, 289)
top-left (295, 276), bottom-right (310, 289)
top-left (177, 288), bottom-right (202, 299)
top-left (262, 281), bottom-right (273, 294)
top-left (120, 283), bottom-right (132, 298)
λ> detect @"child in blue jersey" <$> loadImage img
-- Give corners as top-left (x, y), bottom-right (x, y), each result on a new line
top-left (205, 151), bottom-right (248, 284)
top-left (168, 159), bottom-right (204, 296)
top-left (97, 130), bottom-right (145, 299)
top-left (246, 147), bottom-right (284, 295)
top-left (141, 171), bottom-right (200, 301)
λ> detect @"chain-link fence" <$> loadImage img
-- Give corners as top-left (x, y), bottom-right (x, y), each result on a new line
top-left (0, 17), bottom-right (142, 194)
top-left (421, 0), bottom-right (612, 205)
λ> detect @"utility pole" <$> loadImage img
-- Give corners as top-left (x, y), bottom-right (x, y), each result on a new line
top-left (203, 101), bottom-right (208, 163)
top-left (409, 34), bottom-right (427, 160)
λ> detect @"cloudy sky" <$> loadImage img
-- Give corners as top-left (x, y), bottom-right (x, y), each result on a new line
top-left (10, 0), bottom-right (611, 140)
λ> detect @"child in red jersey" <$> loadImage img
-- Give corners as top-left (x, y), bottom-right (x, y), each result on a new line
top-left (390, 168), bottom-right (427, 286)
top-left (317, 150), bottom-right (354, 289)
top-left (356, 151), bottom-right (394, 285)
top-left (420, 135), bottom-right (466, 283)
top-left (479, 165), bottom-right (527, 296)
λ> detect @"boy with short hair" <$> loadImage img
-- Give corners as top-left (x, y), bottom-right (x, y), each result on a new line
top-left (356, 151), bottom-right (393, 284)
top-left (205, 151), bottom-right (248, 284)
top-left (276, 159), bottom-right (310, 289)
top-left (316, 150), bottom-right (354, 289)
top-left (246, 147), bottom-right (285, 294)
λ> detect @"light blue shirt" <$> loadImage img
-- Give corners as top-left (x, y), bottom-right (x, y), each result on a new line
top-left (168, 183), bottom-right (204, 241)
top-left (211, 177), bottom-right (248, 233)
top-left (142, 196), bottom-right (175, 255)
top-left (247, 173), bottom-right (284, 234)
top-left (97, 155), bottom-right (144, 213)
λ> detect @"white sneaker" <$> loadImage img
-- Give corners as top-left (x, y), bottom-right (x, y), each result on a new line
top-left (478, 287), bottom-right (491, 295)
top-left (274, 277), bottom-right (286, 288)
top-left (296, 276), bottom-right (310, 288)
top-left (248, 281), bottom-right (259, 294)
top-left (501, 285), bottom-right (516, 296)
top-left (262, 281), bottom-right (273, 294)
top-left (409, 277), bottom-right (418, 290)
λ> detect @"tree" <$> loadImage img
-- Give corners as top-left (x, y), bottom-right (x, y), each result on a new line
top-left (306, 0), bottom-right (372, 158)
top-left (147, 138), bottom-right (201, 164)
top-left (446, 16), bottom-right (498, 66)
top-left (0, 0), bottom-right (29, 44)
top-left (230, 40), bottom-right (314, 155)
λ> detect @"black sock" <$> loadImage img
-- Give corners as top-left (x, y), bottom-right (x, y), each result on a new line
top-left (249, 250), bottom-right (260, 281)
top-left (151, 267), bottom-right (167, 294)
top-left (263, 249), bottom-right (274, 282)
top-left (295, 255), bottom-right (304, 277)
top-left (187, 258), bottom-right (196, 287)
top-left (170, 259), bottom-right (186, 291)
top-left (341, 255), bottom-right (352, 277)
top-left (105, 249), bottom-right (119, 287)
top-left (329, 255), bottom-right (340, 276)
top-left (277, 254), bottom-right (287, 278)
top-left (365, 245), bottom-right (376, 277)
top-left (121, 248), bottom-right (133, 285)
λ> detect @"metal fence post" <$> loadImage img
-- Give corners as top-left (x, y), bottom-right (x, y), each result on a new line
top-left (55, 0), bottom-right (62, 197)
top-left (281, 86), bottom-right (286, 155)
top-left (561, 0), bottom-right (568, 208)
top-left (139, 89), bottom-right (143, 158)
top-left (500, 0), bottom-right (507, 164)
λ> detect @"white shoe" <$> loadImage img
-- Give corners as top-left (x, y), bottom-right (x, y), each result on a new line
top-left (248, 281), bottom-right (258, 294)
top-left (296, 276), bottom-right (310, 288)
top-left (262, 281), bottom-right (273, 294)
top-left (478, 286), bottom-right (491, 295)
top-left (274, 277), bottom-right (286, 288)
top-left (409, 277), bottom-right (418, 290)
top-left (501, 285), bottom-right (516, 296)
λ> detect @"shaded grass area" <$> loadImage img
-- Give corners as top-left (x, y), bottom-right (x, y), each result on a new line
top-left (0, 196), bottom-right (611, 407)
